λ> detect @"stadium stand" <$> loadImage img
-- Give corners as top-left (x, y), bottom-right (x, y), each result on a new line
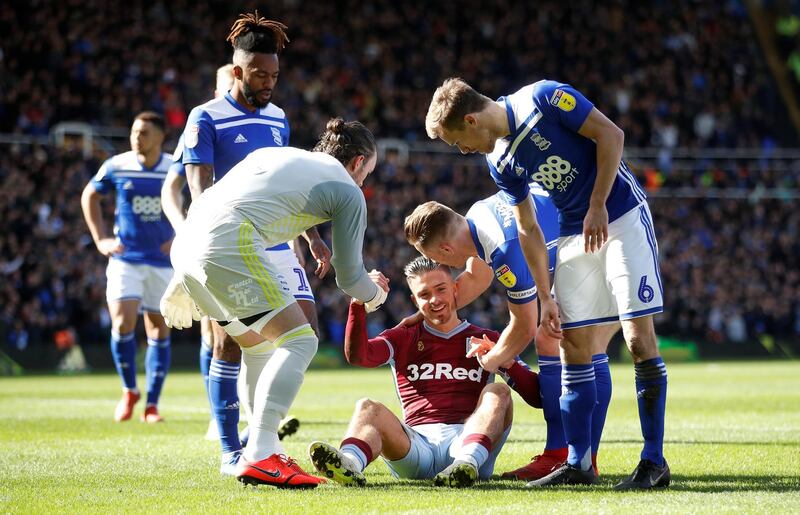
top-left (1, 0), bottom-right (798, 360)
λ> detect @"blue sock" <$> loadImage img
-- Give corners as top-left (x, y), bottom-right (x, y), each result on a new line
top-left (635, 357), bottom-right (668, 466)
top-left (538, 356), bottom-right (566, 450)
top-left (110, 331), bottom-right (137, 390)
top-left (209, 359), bottom-right (242, 454)
top-left (592, 354), bottom-right (612, 457)
top-left (145, 337), bottom-right (171, 406)
top-left (199, 338), bottom-right (213, 400)
top-left (561, 364), bottom-right (596, 471)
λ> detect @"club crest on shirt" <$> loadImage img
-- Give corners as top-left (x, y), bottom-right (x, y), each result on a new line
top-left (271, 127), bottom-right (282, 145)
top-left (530, 128), bottom-right (552, 151)
top-left (550, 89), bottom-right (576, 112)
top-left (417, 340), bottom-right (424, 351)
top-left (495, 264), bottom-right (517, 287)
top-left (185, 125), bottom-right (199, 148)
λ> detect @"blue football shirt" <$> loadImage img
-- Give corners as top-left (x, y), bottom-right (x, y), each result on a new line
top-left (181, 92), bottom-right (291, 250)
top-left (90, 151), bottom-right (175, 267)
top-left (169, 134), bottom-right (186, 177)
top-left (465, 186), bottom-right (559, 303)
top-left (182, 92), bottom-right (290, 179)
top-left (487, 80), bottom-right (645, 236)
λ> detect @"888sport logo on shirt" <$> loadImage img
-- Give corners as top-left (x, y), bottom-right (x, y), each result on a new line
top-left (131, 195), bottom-right (163, 222)
top-left (531, 155), bottom-right (580, 192)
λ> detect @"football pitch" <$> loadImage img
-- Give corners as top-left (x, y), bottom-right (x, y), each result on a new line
top-left (1, 361), bottom-right (798, 513)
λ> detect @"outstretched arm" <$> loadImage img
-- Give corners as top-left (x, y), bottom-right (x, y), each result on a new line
top-left (344, 301), bottom-right (393, 368)
top-left (473, 300), bottom-right (537, 373)
top-left (498, 358), bottom-right (542, 409)
top-left (512, 198), bottom-right (561, 340)
top-left (455, 257), bottom-right (495, 308)
top-left (330, 189), bottom-right (381, 303)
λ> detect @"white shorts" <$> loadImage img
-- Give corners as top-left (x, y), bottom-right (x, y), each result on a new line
top-left (384, 423), bottom-right (510, 480)
top-left (554, 203), bottom-right (664, 329)
top-left (266, 247), bottom-right (315, 303)
top-left (105, 259), bottom-right (173, 313)
top-left (170, 209), bottom-right (295, 324)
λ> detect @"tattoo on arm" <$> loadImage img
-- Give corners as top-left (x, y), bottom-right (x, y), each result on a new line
top-left (186, 164), bottom-right (214, 200)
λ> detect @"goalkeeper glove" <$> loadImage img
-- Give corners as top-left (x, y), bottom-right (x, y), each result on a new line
top-left (364, 284), bottom-right (388, 313)
top-left (160, 276), bottom-right (202, 329)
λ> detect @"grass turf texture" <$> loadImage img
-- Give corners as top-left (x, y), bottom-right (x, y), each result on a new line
top-left (1, 361), bottom-right (799, 513)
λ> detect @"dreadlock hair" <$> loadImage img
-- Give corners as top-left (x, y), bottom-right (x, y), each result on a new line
top-left (403, 256), bottom-right (452, 282)
top-left (227, 10), bottom-right (289, 55)
top-left (313, 118), bottom-right (376, 167)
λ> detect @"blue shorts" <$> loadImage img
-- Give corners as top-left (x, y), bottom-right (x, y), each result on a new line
top-left (384, 423), bottom-right (511, 480)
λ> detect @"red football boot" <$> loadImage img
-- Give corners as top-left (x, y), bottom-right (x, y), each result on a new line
top-left (500, 448), bottom-right (568, 481)
top-left (114, 390), bottom-right (141, 422)
top-left (141, 405), bottom-right (163, 423)
top-left (236, 454), bottom-right (324, 489)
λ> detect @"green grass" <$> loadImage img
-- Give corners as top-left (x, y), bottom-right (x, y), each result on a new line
top-left (1, 361), bottom-right (799, 513)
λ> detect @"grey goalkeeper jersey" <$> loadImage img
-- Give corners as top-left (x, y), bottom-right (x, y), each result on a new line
top-left (192, 146), bottom-right (378, 303)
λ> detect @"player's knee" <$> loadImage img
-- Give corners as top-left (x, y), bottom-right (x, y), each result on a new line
top-left (534, 331), bottom-right (560, 355)
top-left (354, 397), bottom-right (386, 416)
top-left (113, 319), bottom-right (136, 335)
top-left (214, 336), bottom-right (242, 361)
top-left (280, 328), bottom-right (318, 362)
top-left (626, 333), bottom-right (656, 360)
top-left (559, 336), bottom-right (592, 362)
top-left (482, 382), bottom-right (512, 408)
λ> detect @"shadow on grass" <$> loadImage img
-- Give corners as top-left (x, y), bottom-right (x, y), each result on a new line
top-left (662, 474), bottom-right (800, 493)
top-left (506, 438), bottom-right (800, 447)
top-left (300, 474), bottom-right (800, 494)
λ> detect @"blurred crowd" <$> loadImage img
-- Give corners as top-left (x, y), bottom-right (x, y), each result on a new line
top-left (1, 0), bottom-right (799, 355)
top-left (0, 0), bottom-right (793, 148)
top-left (2, 143), bottom-right (798, 355)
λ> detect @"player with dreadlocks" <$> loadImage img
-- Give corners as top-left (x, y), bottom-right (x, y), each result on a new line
top-left (179, 11), bottom-right (331, 476)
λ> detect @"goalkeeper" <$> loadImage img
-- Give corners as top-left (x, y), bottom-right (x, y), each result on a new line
top-left (161, 118), bottom-right (387, 489)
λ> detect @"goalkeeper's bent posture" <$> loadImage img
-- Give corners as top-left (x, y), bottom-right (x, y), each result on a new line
top-left (161, 118), bottom-right (388, 489)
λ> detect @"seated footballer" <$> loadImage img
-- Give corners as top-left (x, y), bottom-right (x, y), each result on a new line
top-left (307, 256), bottom-right (541, 488)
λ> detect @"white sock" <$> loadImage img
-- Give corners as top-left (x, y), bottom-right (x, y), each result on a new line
top-left (243, 325), bottom-right (317, 462)
top-left (239, 339), bottom-right (275, 423)
top-left (340, 444), bottom-right (367, 472)
top-left (455, 438), bottom-right (491, 469)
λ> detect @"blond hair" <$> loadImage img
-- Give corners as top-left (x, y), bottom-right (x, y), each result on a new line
top-left (404, 201), bottom-right (460, 249)
top-left (425, 78), bottom-right (492, 139)
top-left (216, 64), bottom-right (234, 94)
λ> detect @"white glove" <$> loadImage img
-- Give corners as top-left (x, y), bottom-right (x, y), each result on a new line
top-left (364, 285), bottom-right (388, 313)
top-left (160, 276), bottom-right (202, 329)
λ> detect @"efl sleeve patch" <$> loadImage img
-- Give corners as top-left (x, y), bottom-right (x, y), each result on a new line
top-left (495, 264), bottom-right (517, 287)
top-left (184, 125), bottom-right (200, 149)
top-left (550, 89), bottom-right (576, 112)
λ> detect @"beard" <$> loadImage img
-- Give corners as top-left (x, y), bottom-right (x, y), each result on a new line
top-left (242, 81), bottom-right (272, 108)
